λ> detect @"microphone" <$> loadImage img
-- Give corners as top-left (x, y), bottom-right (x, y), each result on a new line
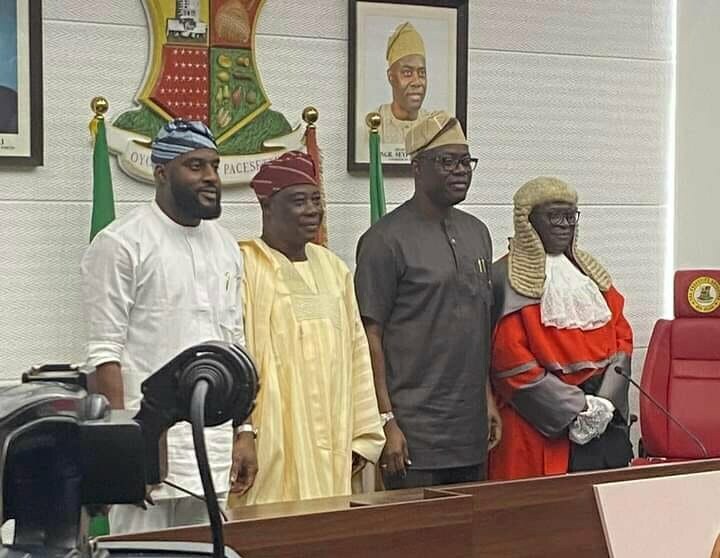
top-left (614, 366), bottom-right (709, 458)
top-left (137, 342), bottom-right (259, 558)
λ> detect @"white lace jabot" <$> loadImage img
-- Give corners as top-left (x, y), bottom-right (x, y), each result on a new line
top-left (540, 254), bottom-right (611, 330)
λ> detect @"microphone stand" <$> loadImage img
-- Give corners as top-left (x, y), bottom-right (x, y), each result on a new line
top-left (614, 366), bottom-right (709, 458)
top-left (189, 379), bottom-right (225, 558)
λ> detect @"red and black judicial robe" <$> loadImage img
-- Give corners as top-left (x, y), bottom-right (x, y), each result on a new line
top-left (488, 257), bottom-right (633, 481)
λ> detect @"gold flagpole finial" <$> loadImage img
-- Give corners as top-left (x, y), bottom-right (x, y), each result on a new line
top-left (365, 112), bottom-right (381, 133)
top-left (91, 97), bottom-right (109, 120)
top-left (89, 97), bottom-right (109, 138)
top-left (302, 106), bottom-right (319, 128)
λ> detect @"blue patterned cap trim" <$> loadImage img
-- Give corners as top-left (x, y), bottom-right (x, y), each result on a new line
top-left (151, 119), bottom-right (217, 164)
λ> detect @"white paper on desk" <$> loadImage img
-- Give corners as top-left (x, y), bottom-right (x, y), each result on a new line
top-left (593, 470), bottom-right (720, 558)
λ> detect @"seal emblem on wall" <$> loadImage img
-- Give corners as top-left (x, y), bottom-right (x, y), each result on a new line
top-left (107, 0), bottom-right (303, 185)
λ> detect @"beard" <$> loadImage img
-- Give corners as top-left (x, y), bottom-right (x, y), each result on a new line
top-left (171, 182), bottom-right (222, 220)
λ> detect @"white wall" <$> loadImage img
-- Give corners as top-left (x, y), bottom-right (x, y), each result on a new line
top-left (675, 0), bottom-right (720, 269)
top-left (0, 0), bottom-right (673, 403)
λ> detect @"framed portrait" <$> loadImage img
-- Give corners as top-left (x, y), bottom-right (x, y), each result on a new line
top-left (347, 0), bottom-right (468, 173)
top-left (0, 0), bottom-right (43, 166)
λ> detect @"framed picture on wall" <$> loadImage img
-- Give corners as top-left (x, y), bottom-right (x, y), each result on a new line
top-left (347, 0), bottom-right (468, 173)
top-left (0, 0), bottom-right (43, 166)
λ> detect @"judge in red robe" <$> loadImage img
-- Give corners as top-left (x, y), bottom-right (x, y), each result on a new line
top-left (489, 177), bottom-right (634, 481)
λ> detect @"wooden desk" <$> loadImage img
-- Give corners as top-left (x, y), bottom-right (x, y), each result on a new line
top-left (109, 460), bottom-right (720, 557)
top-left (452, 459), bottom-right (720, 558)
top-left (112, 488), bottom-right (474, 557)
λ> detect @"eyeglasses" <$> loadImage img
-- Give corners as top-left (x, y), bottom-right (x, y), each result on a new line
top-left (542, 210), bottom-right (581, 226)
top-left (419, 155), bottom-right (478, 172)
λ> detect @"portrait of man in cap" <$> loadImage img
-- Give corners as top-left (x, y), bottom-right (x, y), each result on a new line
top-left (377, 22), bottom-right (429, 147)
top-left (349, 1), bottom-right (468, 168)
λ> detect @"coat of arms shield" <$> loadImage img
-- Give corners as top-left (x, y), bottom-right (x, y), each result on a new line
top-left (107, 0), bottom-right (304, 185)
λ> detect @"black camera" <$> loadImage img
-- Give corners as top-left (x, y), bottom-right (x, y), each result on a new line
top-left (0, 342), bottom-right (258, 558)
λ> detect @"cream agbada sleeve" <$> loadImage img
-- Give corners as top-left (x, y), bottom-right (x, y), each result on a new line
top-left (343, 270), bottom-right (386, 463)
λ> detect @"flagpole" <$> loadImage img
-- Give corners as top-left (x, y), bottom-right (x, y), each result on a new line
top-left (365, 111), bottom-right (386, 225)
top-left (364, 110), bottom-right (386, 496)
top-left (89, 96), bottom-right (116, 242)
top-left (302, 106), bottom-right (328, 246)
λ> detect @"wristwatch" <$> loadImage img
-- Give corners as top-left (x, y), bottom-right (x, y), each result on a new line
top-left (235, 423), bottom-right (258, 439)
top-left (380, 411), bottom-right (395, 427)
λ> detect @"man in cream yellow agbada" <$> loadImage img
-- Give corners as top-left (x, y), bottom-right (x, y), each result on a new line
top-left (377, 22), bottom-right (429, 146)
top-left (227, 151), bottom-right (385, 506)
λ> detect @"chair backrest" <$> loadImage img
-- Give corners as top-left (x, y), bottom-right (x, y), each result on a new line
top-left (640, 270), bottom-right (720, 458)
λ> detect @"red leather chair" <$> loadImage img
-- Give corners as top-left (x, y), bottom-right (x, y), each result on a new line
top-left (638, 270), bottom-right (720, 460)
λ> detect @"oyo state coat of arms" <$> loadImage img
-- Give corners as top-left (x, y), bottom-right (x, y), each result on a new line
top-left (107, 0), bottom-right (304, 185)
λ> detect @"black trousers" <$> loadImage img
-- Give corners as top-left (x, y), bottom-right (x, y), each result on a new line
top-left (382, 463), bottom-right (486, 490)
top-left (569, 421), bottom-right (634, 472)
top-left (569, 375), bottom-right (634, 472)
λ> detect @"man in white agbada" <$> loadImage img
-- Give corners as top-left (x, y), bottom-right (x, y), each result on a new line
top-left (81, 119), bottom-right (256, 532)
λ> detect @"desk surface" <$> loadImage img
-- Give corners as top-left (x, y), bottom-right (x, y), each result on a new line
top-left (109, 460), bottom-right (720, 558)
top-left (112, 488), bottom-right (475, 558)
